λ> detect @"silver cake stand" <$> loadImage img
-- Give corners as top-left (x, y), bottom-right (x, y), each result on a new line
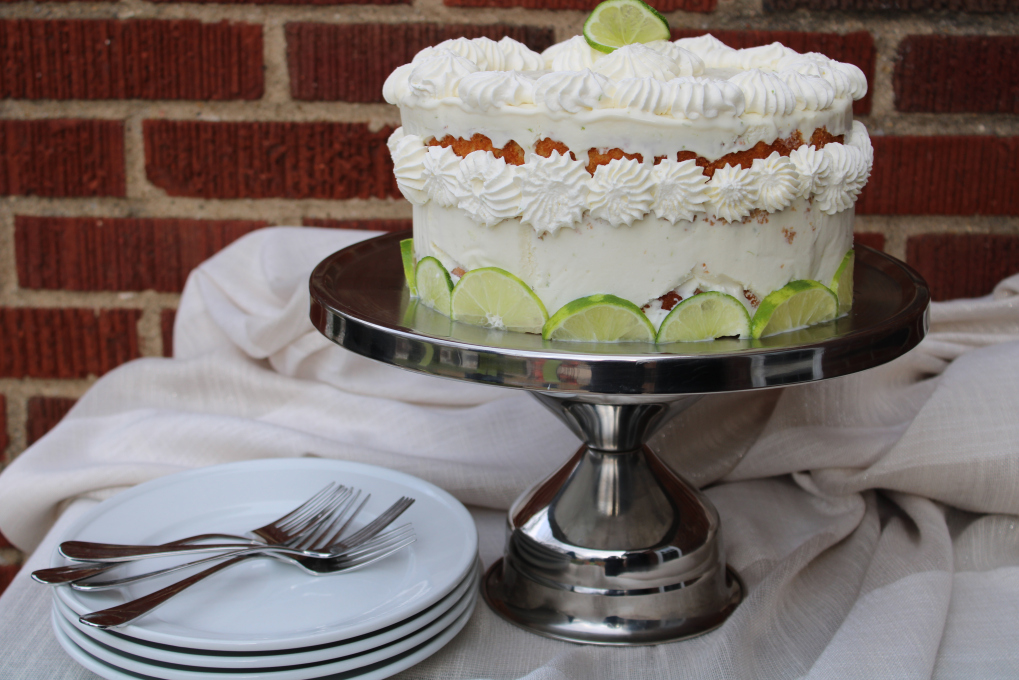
top-left (309, 231), bottom-right (930, 646)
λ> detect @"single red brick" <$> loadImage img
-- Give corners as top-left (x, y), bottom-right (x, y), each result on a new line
top-left (764, 0), bottom-right (1011, 10)
top-left (16, 217), bottom-right (268, 293)
top-left (854, 233), bottom-right (885, 251)
top-left (144, 120), bottom-right (398, 200)
top-left (161, 309), bottom-right (176, 358)
top-left (907, 234), bottom-right (1019, 301)
top-left (894, 36), bottom-right (1019, 114)
top-left (0, 308), bottom-right (141, 379)
top-left (0, 565), bottom-right (18, 598)
top-left (672, 30), bottom-right (875, 115)
top-left (303, 218), bottom-right (412, 232)
top-left (287, 23), bottom-right (556, 103)
top-left (856, 136), bottom-right (1019, 216)
top-left (0, 20), bottom-right (263, 100)
top-left (443, 0), bottom-right (713, 12)
top-left (26, 397), bottom-right (78, 446)
top-left (0, 395), bottom-right (7, 455)
top-left (0, 120), bottom-right (124, 197)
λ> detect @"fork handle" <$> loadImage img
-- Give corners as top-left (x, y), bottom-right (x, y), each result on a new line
top-left (60, 541), bottom-right (262, 563)
top-left (79, 554), bottom-right (250, 629)
top-left (35, 533), bottom-right (255, 585)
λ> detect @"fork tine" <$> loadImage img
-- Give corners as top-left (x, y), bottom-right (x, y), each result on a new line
top-left (295, 491), bottom-right (362, 550)
top-left (277, 487), bottom-right (351, 542)
top-left (258, 482), bottom-right (337, 532)
top-left (337, 525), bottom-right (414, 559)
top-left (276, 486), bottom-right (347, 534)
top-left (331, 497), bottom-right (415, 550)
top-left (317, 493), bottom-right (371, 548)
top-left (331, 535), bottom-right (417, 573)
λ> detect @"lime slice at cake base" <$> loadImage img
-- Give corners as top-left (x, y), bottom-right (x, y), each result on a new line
top-left (415, 256), bottom-right (453, 316)
top-left (451, 267), bottom-right (548, 333)
top-left (543, 294), bottom-right (655, 342)
top-left (751, 280), bottom-right (838, 339)
top-left (830, 249), bottom-right (855, 314)
top-left (400, 238), bottom-right (417, 296)
top-left (583, 0), bottom-right (670, 54)
top-left (656, 292), bottom-right (751, 343)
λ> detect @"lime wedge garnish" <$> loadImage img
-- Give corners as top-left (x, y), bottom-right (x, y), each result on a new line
top-left (583, 0), bottom-right (670, 54)
top-left (830, 249), bottom-right (855, 314)
top-left (415, 256), bottom-right (453, 316)
top-left (400, 239), bottom-right (417, 296)
top-left (451, 267), bottom-right (548, 333)
top-left (751, 280), bottom-right (838, 339)
top-left (543, 294), bottom-right (655, 342)
top-left (656, 292), bottom-right (750, 343)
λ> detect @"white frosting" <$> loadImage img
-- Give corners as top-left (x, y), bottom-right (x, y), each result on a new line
top-left (459, 71), bottom-right (535, 111)
top-left (389, 129), bottom-right (428, 204)
top-left (417, 37), bottom-right (504, 71)
top-left (382, 63), bottom-right (414, 105)
top-left (674, 34), bottom-right (735, 60)
top-left (405, 49), bottom-right (478, 103)
top-left (609, 77), bottom-right (671, 114)
top-left (651, 159), bottom-right (709, 224)
top-left (713, 42), bottom-right (799, 70)
top-left (644, 41), bottom-right (705, 76)
top-left (498, 36), bottom-right (543, 71)
top-left (415, 197), bottom-right (854, 317)
top-left (587, 158), bottom-right (656, 227)
top-left (706, 164), bottom-right (757, 222)
top-left (788, 144), bottom-right (830, 198)
top-left (667, 77), bottom-right (746, 119)
top-left (387, 123), bottom-right (873, 227)
top-left (591, 44), bottom-right (682, 81)
top-left (728, 70), bottom-right (796, 115)
top-left (777, 54), bottom-right (854, 100)
top-left (779, 71), bottom-right (836, 111)
top-left (535, 70), bottom-right (612, 113)
top-left (750, 152), bottom-right (798, 213)
top-left (520, 151), bottom-right (590, 235)
top-left (543, 36), bottom-right (602, 72)
top-left (452, 151), bottom-right (521, 227)
top-left (421, 145), bottom-right (461, 207)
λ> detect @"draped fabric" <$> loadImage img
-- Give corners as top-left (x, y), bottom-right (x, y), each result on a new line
top-left (1, 227), bottom-right (1017, 679)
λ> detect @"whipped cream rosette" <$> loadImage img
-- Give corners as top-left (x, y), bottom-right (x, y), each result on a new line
top-left (383, 31), bottom-right (873, 339)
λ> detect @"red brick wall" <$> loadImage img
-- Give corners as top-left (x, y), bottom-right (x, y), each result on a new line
top-left (0, 3), bottom-right (1018, 547)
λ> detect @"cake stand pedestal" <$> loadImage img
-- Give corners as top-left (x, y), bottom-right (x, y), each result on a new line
top-left (309, 232), bottom-right (929, 646)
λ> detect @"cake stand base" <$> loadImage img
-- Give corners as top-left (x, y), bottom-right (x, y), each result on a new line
top-left (480, 393), bottom-right (742, 645)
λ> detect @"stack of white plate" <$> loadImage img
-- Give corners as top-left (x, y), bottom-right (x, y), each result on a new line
top-left (49, 459), bottom-right (480, 680)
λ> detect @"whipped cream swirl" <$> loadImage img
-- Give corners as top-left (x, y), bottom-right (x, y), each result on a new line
top-left (591, 44), bottom-right (682, 81)
top-left (667, 77), bottom-right (746, 119)
top-left (520, 151), bottom-right (590, 235)
top-left (535, 70), bottom-right (611, 113)
top-left (458, 71), bottom-right (535, 110)
top-left (422, 145), bottom-right (461, 207)
top-left (499, 36), bottom-right (543, 71)
top-left (651, 159), bottom-right (710, 223)
top-left (389, 128), bottom-right (428, 204)
top-left (777, 55), bottom-right (854, 100)
top-left (406, 49), bottom-right (478, 103)
top-left (816, 144), bottom-right (865, 215)
top-left (674, 34), bottom-right (735, 61)
top-left (778, 71), bottom-right (836, 111)
top-left (609, 78), bottom-right (671, 114)
top-left (706, 164), bottom-right (757, 222)
top-left (750, 152), bottom-right (798, 213)
top-left (416, 37), bottom-right (503, 71)
top-left (713, 42), bottom-right (799, 70)
top-left (728, 70), bottom-right (796, 115)
top-left (452, 151), bottom-right (521, 227)
top-left (788, 144), bottom-right (830, 198)
top-left (588, 158), bottom-right (656, 227)
top-left (644, 41), bottom-right (705, 76)
top-left (543, 36), bottom-right (601, 72)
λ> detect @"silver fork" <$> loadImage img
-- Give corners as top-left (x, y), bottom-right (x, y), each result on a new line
top-left (34, 483), bottom-right (350, 585)
top-left (72, 524), bottom-right (415, 591)
top-left (78, 496), bottom-right (415, 629)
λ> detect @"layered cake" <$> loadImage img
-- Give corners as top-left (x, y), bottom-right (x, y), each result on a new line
top-left (383, 31), bottom-right (872, 341)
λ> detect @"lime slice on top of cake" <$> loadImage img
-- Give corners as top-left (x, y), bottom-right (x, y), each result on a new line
top-left (750, 280), bottom-right (838, 339)
top-left (583, 0), bottom-right (671, 54)
top-left (656, 292), bottom-right (751, 344)
top-left (543, 294), bottom-right (656, 342)
top-left (451, 267), bottom-right (548, 333)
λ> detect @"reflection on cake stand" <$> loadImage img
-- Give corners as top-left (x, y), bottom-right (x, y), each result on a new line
top-left (309, 232), bottom-right (930, 646)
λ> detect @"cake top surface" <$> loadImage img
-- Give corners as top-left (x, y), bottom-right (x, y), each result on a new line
top-left (383, 34), bottom-right (867, 120)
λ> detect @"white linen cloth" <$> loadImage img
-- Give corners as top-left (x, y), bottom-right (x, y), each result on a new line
top-left (1, 226), bottom-right (1018, 679)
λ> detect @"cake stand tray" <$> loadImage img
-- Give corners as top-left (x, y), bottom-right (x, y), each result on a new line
top-left (309, 231), bottom-right (929, 646)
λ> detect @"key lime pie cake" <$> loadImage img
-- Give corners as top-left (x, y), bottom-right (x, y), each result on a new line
top-left (385, 0), bottom-right (872, 342)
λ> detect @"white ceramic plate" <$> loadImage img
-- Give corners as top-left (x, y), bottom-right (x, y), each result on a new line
top-left (54, 458), bottom-right (477, 652)
top-left (53, 562), bottom-right (479, 669)
top-left (53, 597), bottom-right (475, 680)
